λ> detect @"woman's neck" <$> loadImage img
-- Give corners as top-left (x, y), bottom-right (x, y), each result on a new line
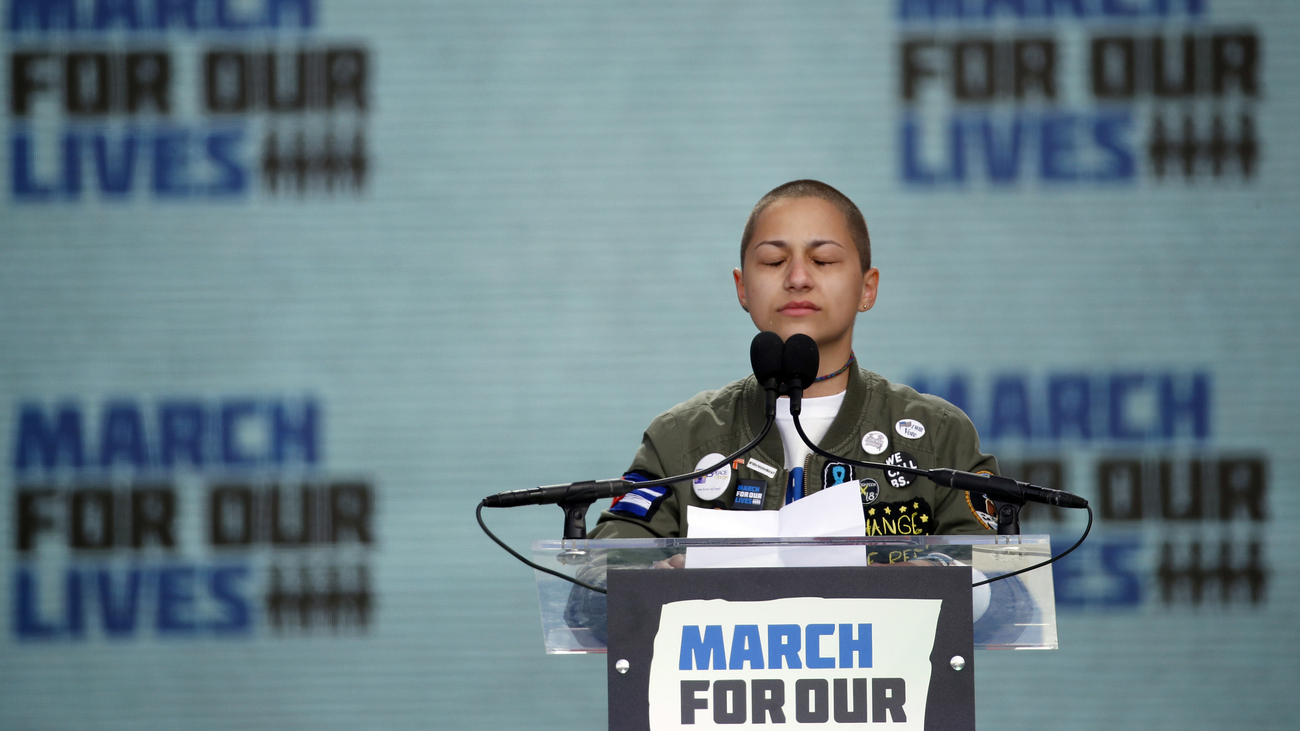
top-left (802, 343), bottom-right (854, 398)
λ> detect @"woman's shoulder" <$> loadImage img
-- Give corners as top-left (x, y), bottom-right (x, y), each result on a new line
top-left (647, 375), bottom-right (756, 428)
top-left (859, 368), bottom-right (973, 426)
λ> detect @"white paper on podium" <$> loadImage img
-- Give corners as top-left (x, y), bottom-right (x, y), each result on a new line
top-left (685, 481), bottom-right (868, 568)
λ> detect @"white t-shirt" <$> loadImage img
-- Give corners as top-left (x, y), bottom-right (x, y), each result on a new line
top-left (774, 391), bottom-right (846, 471)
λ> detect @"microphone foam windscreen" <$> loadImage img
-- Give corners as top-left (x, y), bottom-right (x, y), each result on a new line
top-left (750, 331), bottom-right (784, 385)
top-left (782, 334), bottom-right (820, 388)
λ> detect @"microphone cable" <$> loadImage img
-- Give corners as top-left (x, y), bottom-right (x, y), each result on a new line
top-left (476, 412), bottom-right (776, 596)
top-left (789, 410), bottom-right (1093, 587)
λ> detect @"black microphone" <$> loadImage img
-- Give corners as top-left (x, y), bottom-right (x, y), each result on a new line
top-left (481, 479), bottom-right (631, 508)
top-left (781, 333), bottom-right (819, 416)
top-left (751, 331), bottom-right (784, 418)
top-left (927, 469), bottom-right (1090, 509)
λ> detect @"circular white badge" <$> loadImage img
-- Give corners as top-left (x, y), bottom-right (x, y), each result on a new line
top-left (895, 418), bottom-right (926, 440)
top-left (692, 453), bottom-right (731, 500)
top-left (861, 430), bottom-right (889, 455)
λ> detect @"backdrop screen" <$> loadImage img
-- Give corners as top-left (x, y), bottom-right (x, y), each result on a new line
top-left (2, 1), bottom-right (1297, 729)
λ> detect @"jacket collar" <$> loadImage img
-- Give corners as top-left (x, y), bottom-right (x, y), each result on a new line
top-left (741, 365), bottom-right (875, 470)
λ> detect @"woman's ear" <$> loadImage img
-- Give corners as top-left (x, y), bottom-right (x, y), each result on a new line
top-left (733, 267), bottom-right (749, 312)
top-left (859, 267), bottom-right (880, 312)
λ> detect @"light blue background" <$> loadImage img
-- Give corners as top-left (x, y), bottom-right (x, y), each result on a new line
top-left (2, 1), bottom-right (1297, 729)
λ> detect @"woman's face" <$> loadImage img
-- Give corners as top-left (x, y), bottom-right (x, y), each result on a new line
top-left (733, 196), bottom-right (878, 358)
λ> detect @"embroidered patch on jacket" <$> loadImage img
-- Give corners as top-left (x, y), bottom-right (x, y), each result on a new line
top-left (822, 461), bottom-right (855, 490)
top-left (966, 492), bottom-right (998, 531)
top-left (732, 479), bottom-right (767, 510)
top-left (864, 498), bottom-right (935, 536)
top-left (610, 471), bottom-right (656, 506)
top-left (609, 486), bottom-right (669, 520)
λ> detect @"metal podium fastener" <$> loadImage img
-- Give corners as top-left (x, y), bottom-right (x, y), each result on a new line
top-left (615, 659), bottom-right (630, 674)
top-left (950, 656), bottom-right (966, 671)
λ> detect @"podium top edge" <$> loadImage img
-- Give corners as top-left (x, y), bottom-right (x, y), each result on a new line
top-left (532, 534), bottom-right (1052, 550)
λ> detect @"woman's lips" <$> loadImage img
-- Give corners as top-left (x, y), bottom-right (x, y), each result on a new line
top-left (778, 301), bottom-right (820, 316)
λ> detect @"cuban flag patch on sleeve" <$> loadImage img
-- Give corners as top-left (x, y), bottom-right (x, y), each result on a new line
top-left (609, 485), bottom-right (670, 520)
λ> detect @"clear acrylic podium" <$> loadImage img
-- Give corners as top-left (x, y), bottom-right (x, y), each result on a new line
top-left (533, 534), bottom-right (1057, 654)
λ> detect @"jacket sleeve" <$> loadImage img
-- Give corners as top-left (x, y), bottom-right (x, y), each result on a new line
top-left (931, 405), bottom-right (999, 535)
top-left (588, 413), bottom-right (687, 539)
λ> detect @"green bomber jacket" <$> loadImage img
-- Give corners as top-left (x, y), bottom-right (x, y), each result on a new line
top-left (589, 365), bottom-right (998, 540)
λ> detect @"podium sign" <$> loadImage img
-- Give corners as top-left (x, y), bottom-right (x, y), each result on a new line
top-left (605, 566), bottom-right (974, 731)
top-left (533, 536), bottom-right (1058, 654)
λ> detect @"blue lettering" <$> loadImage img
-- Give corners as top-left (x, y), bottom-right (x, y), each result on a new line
top-left (897, 0), bottom-right (1206, 22)
top-left (1048, 374), bottom-right (1092, 439)
top-left (1108, 373), bottom-right (1149, 440)
top-left (99, 402), bottom-right (149, 468)
top-left (768, 624), bottom-right (802, 669)
top-left (1100, 540), bottom-right (1143, 604)
top-left (8, 0), bottom-right (77, 31)
top-left (61, 132), bottom-right (81, 196)
top-left (1159, 373), bottom-right (1210, 439)
top-left (93, 0), bottom-right (141, 30)
top-left (11, 130), bottom-right (57, 199)
top-left (1054, 536), bottom-right (1143, 607)
top-left (156, 566), bottom-right (197, 633)
top-left (728, 624), bottom-right (764, 670)
top-left (1039, 113), bottom-right (1078, 181)
top-left (679, 625), bottom-right (727, 670)
top-left (805, 624), bottom-right (835, 669)
top-left (93, 132), bottom-right (139, 196)
top-left (13, 568), bottom-right (60, 638)
top-left (980, 115), bottom-right (1024, 184)
top-left (155, 0), bottom-right (198, 30)
top-left (152, 129), bottom-right (190, 196)
top-left (8, 0), bottom-right (317, 32)
top-left (12, 564), bottom-right (256, 639)
top-left (205, 128), bottom-right (246, 195)
top-left (271, 399), bottom-right (318, 464)
top-left (949, 116), bottom-right (966, 182)
top-left (159, 401), bottom-right (205, 467)
top-left (983, 0), bottom-right (1027, 18)
top-left (1102, 0), bottom-right (1141, 15)
top-left (1045, 0), bottom-right (1087, 16)
top-left (214, 0), bottom-right (252, 29)
top-left (268, 0), bottom-right (314, 28)
top-left (65, 569), bottom-right (86, 637)
top-left (901, 112), bottom-right (1137, 187)
top-left (13, 126), bottom-right (251, 201)
top-left (839, 623), bottom-right (872, 668)
top-left (220, 400), bottom-right (259, 466)
top-left (989, 374), bottom-right (1032, 440)
top-left (209, 566), bottom-right (251, 633)
top-left (1093, 111), bottom-right (1134, 180)
top-left (915, 370), bottom-right (1210, 444)
top-left (901, 115), bottom-right (940, 185)
top-left (97, 568), bottom-right (142, 635)
top-left (14, 403), bottom-right (85, 471)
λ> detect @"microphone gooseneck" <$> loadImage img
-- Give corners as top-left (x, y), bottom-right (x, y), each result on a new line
top-left (781, 333), bottom-right (819, 417)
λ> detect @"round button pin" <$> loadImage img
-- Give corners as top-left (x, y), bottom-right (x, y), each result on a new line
top-left (884, 451), bottom-right (919, 489)
top-left (861, 430), bottom-right (889, 455)
top-left (692, 452), bottom-right (730, 500)
top-left (895, 419), bottom-right (925, 440)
